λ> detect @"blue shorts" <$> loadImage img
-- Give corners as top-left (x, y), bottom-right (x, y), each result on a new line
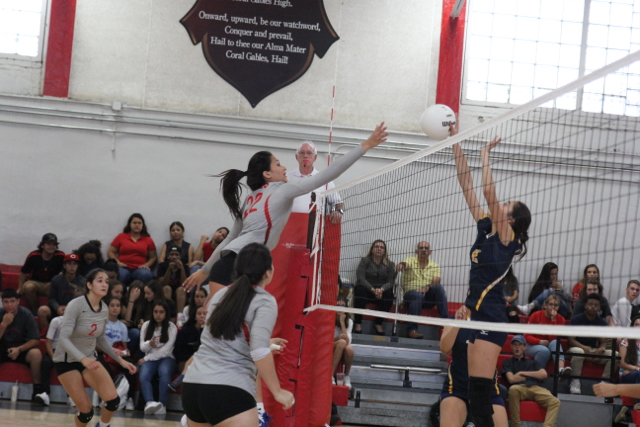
top-left (441, 391), bottom-right (505, 408)
top-left (468, 309), bottom-right (508, 348)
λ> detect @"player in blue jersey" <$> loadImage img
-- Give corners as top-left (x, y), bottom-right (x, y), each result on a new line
top-left (440, 305), bottom-right (507, 427)
top-left (452, 132), bottom-right (531, 427)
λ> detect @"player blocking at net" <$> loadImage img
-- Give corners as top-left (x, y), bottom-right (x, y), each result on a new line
top-left (452, 130), bottom-right (531, 427)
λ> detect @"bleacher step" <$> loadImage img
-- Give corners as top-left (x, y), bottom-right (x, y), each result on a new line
top-left (349, 365), bottom-right (446, 386)
top-left (351, 343), bottom-right (443, 362)
top-left (339, 405), bottom-right (430, 427)
top-left (353, 384), bottom-right (440, 405)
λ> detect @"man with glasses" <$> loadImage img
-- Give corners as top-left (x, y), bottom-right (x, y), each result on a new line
top-left (287, 140), bottom-right (344, 223)
top-left (397, 241), bottom-right (448, 339)
top-left (568, 293), bottom-right (616, 394)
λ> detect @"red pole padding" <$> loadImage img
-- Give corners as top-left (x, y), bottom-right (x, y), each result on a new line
top-left (435, 0), bottom-right (467, 113)
top-left (43, 0), bottom-right (77, 97)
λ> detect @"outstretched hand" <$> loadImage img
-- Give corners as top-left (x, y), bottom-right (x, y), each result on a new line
top-left (484, 136), bottom-right (502, 151)
top-left (361, 122), bottom-right (388, 152)
top-left (183, 269), bottom-right (207, 293)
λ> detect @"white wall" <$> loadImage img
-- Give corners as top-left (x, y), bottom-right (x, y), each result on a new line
top-left (64, 0), bottom-right (441, 132)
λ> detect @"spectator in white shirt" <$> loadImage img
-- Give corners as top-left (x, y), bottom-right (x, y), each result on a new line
top-left (612, 280), bottom-right (640, 327)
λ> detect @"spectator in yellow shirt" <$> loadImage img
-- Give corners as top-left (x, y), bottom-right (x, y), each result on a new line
top-left (397, 241), bottom-right (448, 339)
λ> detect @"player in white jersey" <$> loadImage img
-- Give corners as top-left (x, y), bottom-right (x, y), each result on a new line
top-left (183, 122), bottom-right (388, 294)
top-left (54, 269), bottom-right (137, 427)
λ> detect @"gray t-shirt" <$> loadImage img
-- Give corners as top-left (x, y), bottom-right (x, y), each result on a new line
top-left (54, 295), bottom-right (120, 363)
top-left (184, 286), bottom-right (278, 397)
top-left (0, 306), bottom-right (40, 347)
top-left (202, 145), bottom-right (365, 274)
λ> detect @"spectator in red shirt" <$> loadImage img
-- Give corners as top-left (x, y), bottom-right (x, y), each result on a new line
top-left (572, 264), bottom-right (600, 306)
top-left (524, 294), bottom-right (570, 376)
top-left (19, 233), bottom-right (65, 314)
top-left (108, 213), bottom-right (157, 286)
top-left (189, 227), bottom-right (229, 276)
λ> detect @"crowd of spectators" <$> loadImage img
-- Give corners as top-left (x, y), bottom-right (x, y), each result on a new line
top-left (2, 217), bottom-right (226, 411)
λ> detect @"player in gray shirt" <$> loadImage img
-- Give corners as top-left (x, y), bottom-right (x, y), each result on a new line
top-left (54, 269), bottom-right (136, 427)
top-left (183, 122), bottom-right (389, 293)
top-left (182, 243), bottom-right (295, 426)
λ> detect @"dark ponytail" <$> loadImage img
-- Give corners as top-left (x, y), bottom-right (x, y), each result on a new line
top-left (511, 201), bottom-right (531, 260)
top-left (208, 243), bottom-right (273, 340)
top-left (144, 300), bottom-right (170, 343)
top-left (215, 151), bottom-right (273, 220)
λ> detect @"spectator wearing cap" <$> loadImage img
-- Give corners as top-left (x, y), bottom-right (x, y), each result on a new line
top-left (501, 335), bottom-right (560, 427)
top-left (0, 289), bottom-right (46, 404)
top-left (39, 253), bottom-right (87, 330)
top-left (157, 246), bottom-right (188, 315)
top-left (19, 233), bottom-right (65, 314)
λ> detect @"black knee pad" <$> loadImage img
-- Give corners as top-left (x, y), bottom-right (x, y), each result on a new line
top-left (468, 376), bottom-right (495, 427)
top-left (77, 408), bottom-right (94, 424)
top-left (104, 395), bottom-right (120, 411)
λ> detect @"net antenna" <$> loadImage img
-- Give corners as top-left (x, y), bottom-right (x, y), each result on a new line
top-left (309, 48), bottom-right (640, 339)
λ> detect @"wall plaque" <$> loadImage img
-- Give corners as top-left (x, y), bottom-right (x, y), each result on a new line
top-left (181, 0), bottom-right (340, 107)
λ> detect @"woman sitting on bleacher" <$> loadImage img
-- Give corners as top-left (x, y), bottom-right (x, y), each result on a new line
top-left (353, 240), bottom-right (397, 336)
top-left (332, 297), bottom-right (353, 389)
top-left (75, 240), bottom-right (105, 278)
top-left (524, 294), bottom-right (570, 376)
top-left (126, 280), bottom-right (176, 359)
top-left (518, 262), bottom-right (571, 318)
top-left (108, 213), bottom-right (157, 286)
top-left (138, 300), bottom-right (177, 415)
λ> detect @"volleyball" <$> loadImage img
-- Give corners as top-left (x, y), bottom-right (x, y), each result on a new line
top-left (419, 104), bottom-right (456, 140)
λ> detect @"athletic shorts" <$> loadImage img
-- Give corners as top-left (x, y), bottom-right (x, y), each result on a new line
top-left (468, 310), bottom-right (508, 348)
top-left (182, 383), bottom-right (256, 425)
top-left (0, 344), bottom-right (29, 364)
top-left (207, 252), bottom-right (237, 286)
top-left (441, 391), bottom-right (505, 408)
top-left (55, 361), bottom-right (86, 376)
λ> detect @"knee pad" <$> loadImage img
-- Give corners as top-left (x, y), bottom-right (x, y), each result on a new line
top-left (77, 408), bottom-right (94, 424)
top-left (468, 377), bottom-right (495, 427)
top-left (104, 395), bottom-right (120, 411)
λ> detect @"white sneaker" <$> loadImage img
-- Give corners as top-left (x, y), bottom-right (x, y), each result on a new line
top-left (517, 302), bottom-right (535, 315)
top-left (154, 403), bottom-right (166, 415)
top-left (34, 392), bottom-right (50, 406)
top-left (125, 397), bottom-right (134, 410)
top-left (570, 379), bottom-right (581, 394)
top-left (331, 376), bottom-right (336, 385)
top-left (67, 396), bottom-right (76, 407)
top-left (144, 401), bottom-right (162, 414)
top-left (343, 375), bottom-right (351, 389)
top-left (181, 414), bottom-right (190, 427)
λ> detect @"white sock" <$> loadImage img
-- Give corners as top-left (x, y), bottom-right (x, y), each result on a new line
top-left (100, 421), bottom-right (109, 427)
top-left (257, 402), bottom-right (265, 412)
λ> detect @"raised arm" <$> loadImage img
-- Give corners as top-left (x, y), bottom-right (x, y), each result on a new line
top-left (282, 123), bottom-right (388, 199)
top-left (481, 136), bottom-right (512, 245)
top-left (453, 143), bottom-right (484, 223)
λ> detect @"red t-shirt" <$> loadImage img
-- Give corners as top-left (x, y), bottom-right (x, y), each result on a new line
top-left (203, 241), bottom-right (215, 262)
top-left (110, 233), bottom-right (156, 269)
top-left (524, 310), bottom-right (566, 345)
top-left (572, 281), bottom-right (584, 304)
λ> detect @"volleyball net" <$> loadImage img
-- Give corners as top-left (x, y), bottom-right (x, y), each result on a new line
top-left (307, 49), bottom-right (640, 340)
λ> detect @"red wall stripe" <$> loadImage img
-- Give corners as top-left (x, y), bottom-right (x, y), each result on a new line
top-left (43, 0), bottom-right (77, 97)
top-left (435, 0), bottom-right (467, 114)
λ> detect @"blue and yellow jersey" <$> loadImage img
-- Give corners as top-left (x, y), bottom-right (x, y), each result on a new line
top-left (465, 216), bottom-right (522, 320)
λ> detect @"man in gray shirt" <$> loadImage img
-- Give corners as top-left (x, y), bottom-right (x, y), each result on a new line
top-left (0, 289), bottom-right (45, 404)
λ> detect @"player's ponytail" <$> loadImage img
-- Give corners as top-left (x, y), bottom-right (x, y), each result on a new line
top-left (208, 243), bottom-right (273, 341)
top-left (511, 201), bottom-right (531, 260)
top-left (215, 151), bottom-right (273, 220)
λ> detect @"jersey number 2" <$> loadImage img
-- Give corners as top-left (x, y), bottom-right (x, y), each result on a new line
top-left (88, 324), bottom-right (97, 336)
